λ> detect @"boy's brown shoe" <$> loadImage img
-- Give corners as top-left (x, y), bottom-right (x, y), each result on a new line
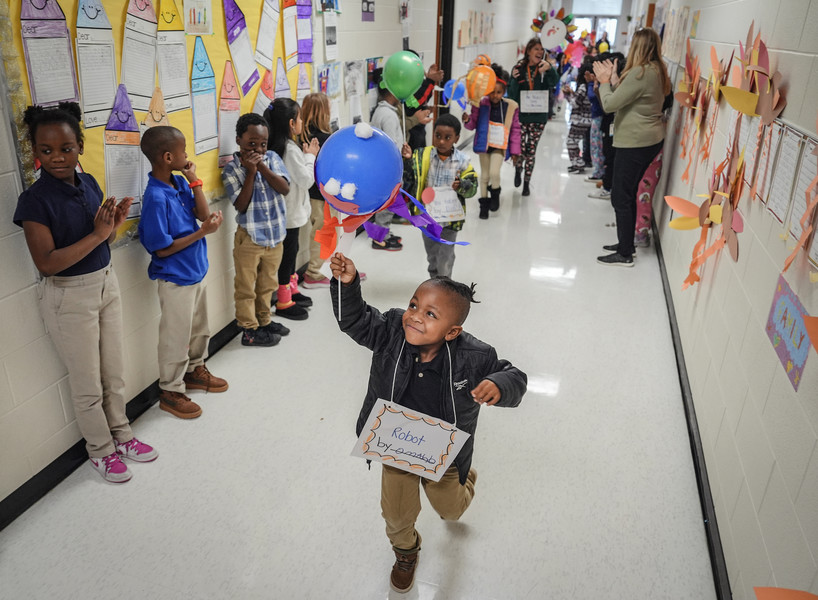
top-left (390, 549), bottom-right (419, 593)
top-left (184, 365), bottom-right (228, 393)
top-left (159, 390), bottom-right (202, 419)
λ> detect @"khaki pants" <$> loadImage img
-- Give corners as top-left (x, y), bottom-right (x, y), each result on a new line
top-left (380, 464), bottom-right (476, 552)
top-left (233, 226), bottom-right (283, 330)
top-left (157, 279), bottom-right (209, 392)
top-left (305, 198), bottom-right (326, 280)
top-left (38, 266), bottom-right (132, 458)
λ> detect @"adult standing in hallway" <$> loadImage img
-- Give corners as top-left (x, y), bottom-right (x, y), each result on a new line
top-left (508, 38), bottom-right (559, 197)
top-left (593, 28), bottom-right (670, 267)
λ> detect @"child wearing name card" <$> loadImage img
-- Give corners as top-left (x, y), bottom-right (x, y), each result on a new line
top-left (402, 113), bottom-right (477, 279)
top-left (329, 252), bottom-right (527, 594)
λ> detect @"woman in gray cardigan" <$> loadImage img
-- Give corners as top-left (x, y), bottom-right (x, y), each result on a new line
top-left (593, 28), bottom-right (671, 267)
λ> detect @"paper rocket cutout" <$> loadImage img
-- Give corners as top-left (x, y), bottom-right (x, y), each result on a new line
top-left (106, 85), bottom-right (139, 132)
top-left (192, 36), bottom-right (215, 84)
top-left (142, 87), bottom-right (170, 127)
top-left (77, 0), bottom-right (112, 28)
top-left (157, 0), bottom-right (183, 29)
top-left (275, 57), bottom-right (291, 97)
top-left (21, 0), bottom-right (66, 20)
top-left (221, 62), bottom-right (240, 100)
top-left (126, 0), bottom-right (157, 22)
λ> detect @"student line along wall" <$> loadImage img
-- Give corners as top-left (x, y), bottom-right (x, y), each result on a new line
top-left (1, 0), bottom-right (521, 506)
top-left (652, 0), bottom-right (818, 597)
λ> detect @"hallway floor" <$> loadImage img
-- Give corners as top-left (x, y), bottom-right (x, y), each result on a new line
top-left (0, 118), bottom-right (717, 599)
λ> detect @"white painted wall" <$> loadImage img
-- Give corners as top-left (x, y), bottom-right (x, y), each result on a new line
top-left (652, 0), bottom-right (818, 597)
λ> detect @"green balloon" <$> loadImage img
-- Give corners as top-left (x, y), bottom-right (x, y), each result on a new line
top-left (382, 51), bottom-right (425, 102)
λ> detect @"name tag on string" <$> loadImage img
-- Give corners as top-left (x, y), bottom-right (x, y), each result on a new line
top-left (351, 399), bottom-right (470, 482)
top-left (421, 186), bottom-right (465, 224)
top-left (487, 121), bottom-right (508, 150)
top-left (520, 90), bottom-right (549, 113)
top-left (609, 122), bottom-right (615, 136)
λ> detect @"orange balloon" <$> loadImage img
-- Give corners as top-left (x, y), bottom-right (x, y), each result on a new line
top-left (466, 66), bottom-right (497, 102)
top-left (474, 54), bottom-right (491, 66)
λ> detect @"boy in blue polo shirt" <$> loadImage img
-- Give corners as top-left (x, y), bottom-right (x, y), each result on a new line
top-left (139, 126), bottom-right (228, 419)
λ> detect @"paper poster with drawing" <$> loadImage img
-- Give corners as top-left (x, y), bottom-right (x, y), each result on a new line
top-left (190, 36), bottom-right (218, 154)
top-left (21, 0), bottom-right (80, 106)
top-left (156, 0), bottom-right (191, 112)
top-left (184, 0), bottom-right (213, 35)
top-left (75, 0), bottom-right (117, 127)
top-left (351, 399), bottom-right (470, 482)
top-left (255, 0), bottom-right (280, 70)
top-left (218, 62), bottom-right (241, 167)
top-left (105, 85), bottom-right (143, 218)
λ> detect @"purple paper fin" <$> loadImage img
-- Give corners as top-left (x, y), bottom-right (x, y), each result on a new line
top-left (363, 220), bottom-right (389, 243)
top-left (388, 190), bottom-right (470, 246)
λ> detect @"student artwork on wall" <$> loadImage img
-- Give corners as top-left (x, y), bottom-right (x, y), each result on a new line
top-left (218, 62), bottom-right (241, 167)
top-left (121, 0), bottom-right (158, 112)
top-left (184, 0), bottom-right (213, 35)
top-left (136, 87), bottom-right (172, 229)
top-left (297, 0), bottom-right (313, 63)
top-left (255, 0), bottom-right (280, 71)
top-left (324, 9), bottom-right (338, 60)
top-left (344, 60), bottom-right (364, 123)
top-left (75, 0), bottom-right (117, 128)
top-left (104, 85), bottom-right (143, 218)
top-left (766, 275), bottom-right (811, 391)
top-left (283, 0), bottom-right (299, 70)
top-left (156, 0), bottom-right (191, 112)
top-left (296, 63), bottom-right (311, 103)
top-left (20, 0), bottom-right (80, 106)
top-left (275, 57), bottom-right (292, 98)
top-left (224, 0), bottom-right (259, 96)
top-left (766, 127), bottom-right (802, 225)
top-left (190, 36), bottom-right (218, 154)
top-left (362, 0), bottom-right (374, 22)
top-left (253, 68), bottom-right (274, 114)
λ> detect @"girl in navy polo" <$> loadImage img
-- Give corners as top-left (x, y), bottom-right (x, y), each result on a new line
top-left (13, 103), bottom-right (157, 483)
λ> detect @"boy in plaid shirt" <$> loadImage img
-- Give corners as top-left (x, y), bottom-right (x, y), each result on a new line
top-left (222, 113), bottom-right (291, 347)
top-left (403, 114), bottom-right (477, 279)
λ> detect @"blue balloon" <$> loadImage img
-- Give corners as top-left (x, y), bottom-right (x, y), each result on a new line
top-left (442, 79), bottom-right (466, 105)
top-left (315, 125), bottom-right (403, 216)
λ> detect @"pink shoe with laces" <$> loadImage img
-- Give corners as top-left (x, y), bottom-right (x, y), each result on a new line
top-left (116, 438), bottom-right (158, 462)
top-left (89, 453), bottom-right (132, 483)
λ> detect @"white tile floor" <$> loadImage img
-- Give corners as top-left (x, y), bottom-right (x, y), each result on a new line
top-left (0, 118), bottom-right (717, 600)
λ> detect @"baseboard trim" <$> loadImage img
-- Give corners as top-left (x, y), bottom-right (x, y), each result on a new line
top-left (0, 321), bottom-right (242, 532)
top-left (652, 221), bottom-right (732, 599)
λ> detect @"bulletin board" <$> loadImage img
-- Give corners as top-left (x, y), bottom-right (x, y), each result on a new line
top-left (4, 0), bottom-right (312, 199)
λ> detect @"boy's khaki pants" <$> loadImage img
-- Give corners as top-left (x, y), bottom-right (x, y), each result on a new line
top-left (380, 464), bottom-right (476, 552)
top-left (304, 198), bottom-right (325, 281)
top-left (157, 279), bottom-right (209, 392)
top-left (38, 266), bottom-right (132, 458)
top-left (233, 226), bottom-right (283, 329)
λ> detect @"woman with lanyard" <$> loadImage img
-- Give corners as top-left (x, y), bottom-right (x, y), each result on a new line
top-left (508, 37), bottom-right (560, 196)
top-left (593, 28), bottom-right (669, 267)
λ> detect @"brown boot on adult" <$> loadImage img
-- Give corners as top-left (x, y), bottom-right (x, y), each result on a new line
top-left (390, 548), bottom-right (420, 593)
top-left (159, 390), bottom-right (202, 419)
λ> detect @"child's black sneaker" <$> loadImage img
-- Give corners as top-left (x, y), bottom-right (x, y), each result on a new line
top-left (261, 321), bottom-right (290, 336)
top-left (372, 236), bottom-right (403, 251)
top-left (241, 327), bottom-right (281, 346)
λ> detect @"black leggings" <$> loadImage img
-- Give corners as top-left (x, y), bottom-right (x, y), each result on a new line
top-left (277, 227), bottom-right (300, 285)
top-left (611, 141), bottom-right (664, 257)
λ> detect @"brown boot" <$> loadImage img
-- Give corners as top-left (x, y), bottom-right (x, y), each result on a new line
top-left (390, 548), bottom-right (419, 593)
top-left (159, 390), bottom-right (202, 419)
top-left (184, 365), bottom-right (229, 393)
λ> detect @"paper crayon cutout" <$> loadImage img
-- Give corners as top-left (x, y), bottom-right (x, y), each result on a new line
top-left (21, 0), bottom-right (80, 106)
top-left (224, 0), bottom-right (260, 95)
top-left (219, 62), bottom-right (241, 167)
top-left (190, 36), bottom-right (218, 155)
top-left (253, 68), bottom-right (274, 115)
top-left (275, 57), bottom-right (291, 98)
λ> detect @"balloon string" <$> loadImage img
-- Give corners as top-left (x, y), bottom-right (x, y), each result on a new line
top-left (337, 274), bottom-right (342, 322)
top-left (401, 102), bottom-right (407, 144)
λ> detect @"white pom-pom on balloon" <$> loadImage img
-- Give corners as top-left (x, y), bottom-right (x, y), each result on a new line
top-left (340, 183), bottom-right (358, 200)
top-left (354, 122), bottom-right (374, 139)
top-left (324, 178), bottom-right (341, 195)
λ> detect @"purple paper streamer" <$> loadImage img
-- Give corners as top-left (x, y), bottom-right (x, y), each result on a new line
top-left (362, 220), bottom-right (389, 242)
top-left (388, 190), bottom-right (470, 246)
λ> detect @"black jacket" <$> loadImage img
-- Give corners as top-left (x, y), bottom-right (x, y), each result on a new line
top-left (331, 274), bottom-right (527, 484)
